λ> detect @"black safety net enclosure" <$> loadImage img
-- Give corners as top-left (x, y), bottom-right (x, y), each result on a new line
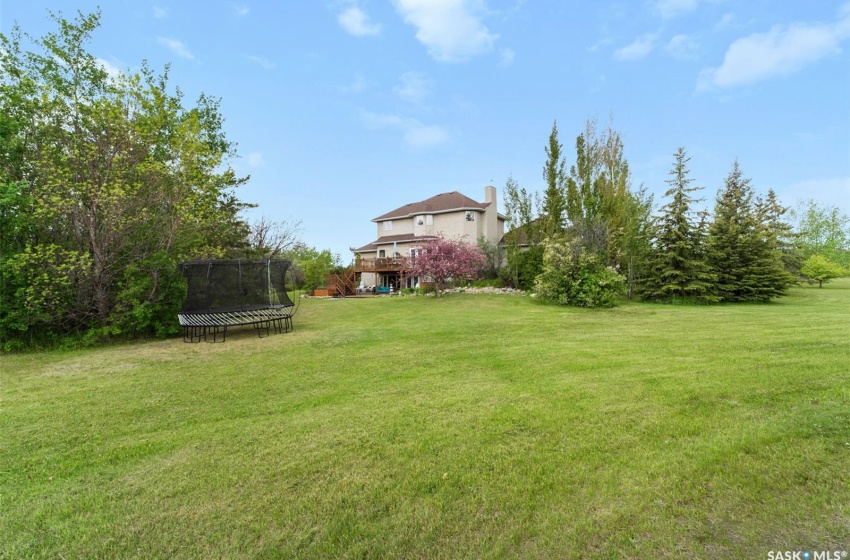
top-left (177, 259), bottom-right (296, 342)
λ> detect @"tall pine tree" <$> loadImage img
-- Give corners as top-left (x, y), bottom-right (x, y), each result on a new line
top-left (754, 189), bottom-right (796, 296)
top-left (541, 121), bottom-right (567, 237)
top-left (641, 147), bottom-right (717, 302)
top-left (707, 161), bottom-right (755, 301)
top-left (708, 161), bottom-right (790, 302)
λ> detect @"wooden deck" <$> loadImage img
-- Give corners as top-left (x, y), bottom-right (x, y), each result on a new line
top-left (353, 257), bottom-right (415, 273)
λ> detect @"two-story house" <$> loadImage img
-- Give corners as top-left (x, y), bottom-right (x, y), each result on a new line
top-left (352, 186), bottom-right (506, 290)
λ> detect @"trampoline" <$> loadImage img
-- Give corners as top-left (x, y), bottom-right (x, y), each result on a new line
top-left (177, 259), bottom-right (296, 342)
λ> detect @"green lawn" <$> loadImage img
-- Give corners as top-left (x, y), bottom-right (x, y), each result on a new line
top-left (2, 281), bottom-right (849, 559)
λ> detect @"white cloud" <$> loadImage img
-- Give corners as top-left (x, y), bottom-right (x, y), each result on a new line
top-left (655, 0), bottom-right (699, 19)
top-left (715, 13), bottom-right (734, 31)
top-left (587, 37), bottom-right (613, 53)
top-left (499, 47), bottom-right (515, 67)
top-left (361, 110), bottom-right (450, 148)
top-left (247, 152), bottom-right (264, 167)
top-left (404, 123), bottom-right (450, 148)
top-left (338, 6), bottom-right (382, 36)
top-left (777, 177), bottom-right (850, 213)
top-left (665, 34), bottom-right (699, 59)
top-left (614, 33), bottom-right (659, 61)
top-left (96, 57), bottom-right (123, 79)
top-left (394, 72), bottom-right (431, 104)
top-left (233, 4), bottom-right (250, 17)
top-left (587, 74), bottom-right (607, 94)
top-left (361, 112), bottom-right (405, 129)
top-left (156, 37), bottom-right (195, 60)
top-left (699, 4), bottom-right (850, 90)
top-left (341, 74), bottom-right (372, 93)
top-left (393, 0), bottom-right (497, 62)
top-left (248, 55), bottom-right (275, 69)
top-left (153, 6), bottom-right (167, 19)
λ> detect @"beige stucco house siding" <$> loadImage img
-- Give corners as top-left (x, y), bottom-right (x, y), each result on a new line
top-left (352, 186), bottom-right (505, 289)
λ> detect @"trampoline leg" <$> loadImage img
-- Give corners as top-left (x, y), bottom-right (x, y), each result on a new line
top-left (183, 325), bottom-right (202, 343)
top-left (207, 325), bottom-right (226, 343)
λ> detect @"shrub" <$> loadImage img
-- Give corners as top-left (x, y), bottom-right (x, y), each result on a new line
top-left (800, 254), bottom-right (847, 288)
top-left (505, 245), bottom-right (544, 290)
top-left (471, 278), bottom-right (505, 288)
top-left (534, 237), bottom-right (625, 307)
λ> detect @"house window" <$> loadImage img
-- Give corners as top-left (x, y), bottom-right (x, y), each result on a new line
top-left (383, 221), bottom-right (393, 231)
top-left (417, 216), bottom-right (424, 225)
top-left (465, 211), bottom-right (474, 221)
top-left (426, 215), bottom-right (433, 225)
top-left (378, 249), bottom-right (386, 257)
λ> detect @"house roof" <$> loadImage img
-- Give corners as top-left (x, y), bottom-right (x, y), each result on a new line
top-left (372, 191), bottom-right (493, 222)
top-left (500, 218), bottom-right (544, 247)
top-left (352, 233), bottom-right (437, 253)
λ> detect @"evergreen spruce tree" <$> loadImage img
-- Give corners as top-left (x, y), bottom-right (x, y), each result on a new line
top-left (708, 161), bottom-right (790, 302)
top-left (754, 189), bottom-right (796, 297)
top-left (707, 160), bottom-right (756, 301)
top-left (641, 147), bottom-right (718, 302)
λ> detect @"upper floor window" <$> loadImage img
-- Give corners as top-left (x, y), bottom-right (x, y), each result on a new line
top-left (426, 214), bottom-right (433, 225)
top-left (378, 249), bottom-right (386, 257)
top-left (383, 221), bottom-right (393, 231)
top-left (465, 211), bottom-right (475, 221)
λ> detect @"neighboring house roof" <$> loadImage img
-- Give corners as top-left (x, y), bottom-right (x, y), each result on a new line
top-left (500, 218), bottom-right (544, 247)
top-left (352, 233), bottom-right (438, 253)
top-left (373, 191), bottom-right (501, 222)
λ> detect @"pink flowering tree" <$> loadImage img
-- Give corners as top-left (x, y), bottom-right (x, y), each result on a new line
top-left (410, 235), bottom-right (487, 298)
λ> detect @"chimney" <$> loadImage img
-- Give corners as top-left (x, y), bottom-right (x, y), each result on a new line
top-left (485, 185), bottom-right (496, 204)
top-left (483, 185), bottom-right (497, 243)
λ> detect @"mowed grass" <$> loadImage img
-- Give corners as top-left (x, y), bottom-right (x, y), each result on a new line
top-left (2, 281), bottom-right (849, 559)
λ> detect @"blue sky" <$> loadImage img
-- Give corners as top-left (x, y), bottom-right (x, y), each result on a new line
top-left (3, 0), bottom-right (849, 259)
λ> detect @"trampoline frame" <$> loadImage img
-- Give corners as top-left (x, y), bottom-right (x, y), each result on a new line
top-left (177, 259), bottom-right (295, 343)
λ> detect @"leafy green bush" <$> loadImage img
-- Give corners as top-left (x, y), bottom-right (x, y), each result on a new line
top-left (471, 278), bottom-right (505, 288)
top-left (418, 283), bottom-right (436, 295)
top-left (800, 254), bottom-right (847, 288)
top-left (112, 253), bottom-right (187, 338)
top-left (1, 245), bottom-right (92, 345)
top-left (505, 245), bottom-right (544, 290)
top-left (534, 237), bottom-right (625, 307)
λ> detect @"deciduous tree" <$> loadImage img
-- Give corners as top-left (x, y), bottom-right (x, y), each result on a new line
top-left (541, 121), bottom-right (567, 237)
top-left (244, 216), bottom-right (303, 258)
top-left (564, 117), bottom-right (643, 270)
top-left (790, 199), bottom-right (850, 268)
top-left (0, 10), bottom-right (251, 347)
top-left (502, 174), bottom-right (542, 289)
top-left (800, 254), bottom-right (846, 288)
top-left (410, 235), bottom-right (486, 298)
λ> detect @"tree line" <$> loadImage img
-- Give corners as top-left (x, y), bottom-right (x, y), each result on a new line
top-left (3, 11), bottom-right (847, 348)
top-left (499, 119), bottom-right (850, 307)
top-left (0, 11), bottom-right (337, 350)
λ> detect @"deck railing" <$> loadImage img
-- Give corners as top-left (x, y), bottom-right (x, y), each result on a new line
top-left (354, 257), bottom-right (415, 272)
